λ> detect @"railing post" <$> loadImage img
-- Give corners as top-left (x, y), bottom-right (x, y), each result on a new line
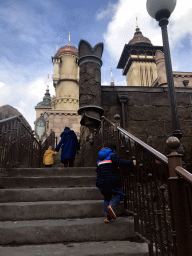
top-left (30, 135), bottom-right (34, 168)
top-left (166, 136), bottom-right (192, 256)
top-left (15, 119), bottom-right (21, 167)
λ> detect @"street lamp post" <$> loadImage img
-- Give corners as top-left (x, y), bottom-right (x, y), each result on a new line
top-left (146, 0), bottom-right (183, 143)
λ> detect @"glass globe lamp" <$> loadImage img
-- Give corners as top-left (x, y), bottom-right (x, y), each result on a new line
top-left (146, 0), bottom-right (177, 20)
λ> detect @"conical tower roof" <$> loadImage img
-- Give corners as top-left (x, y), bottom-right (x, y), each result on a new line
top-left (35, 86), bottom-right (52, 109)
top-left (128, 27), bottom-right (152, 46)
top-left (54, 31), bottom-right (78, 58)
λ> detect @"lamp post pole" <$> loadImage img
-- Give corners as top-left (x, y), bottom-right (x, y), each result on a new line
top-left (159, 17), bottom-right (181, 140)
top-left (146, 0), bottom-right (183, 149)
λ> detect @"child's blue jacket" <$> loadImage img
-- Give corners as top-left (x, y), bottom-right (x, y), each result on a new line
top-left (96, 148), bottom-right (133, 188)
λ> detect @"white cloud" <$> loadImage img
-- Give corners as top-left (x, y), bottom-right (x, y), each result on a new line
top-left (20, 35), bottom-right (37, 44)
top-left (0, 82), bottom-right (4, 89)
top-left (115, 80), bottom-right (127, 86)
top-left (29, 76), bottom-right (55, 100)
top-left (103, 0), bottom-right (160, 61)
top-left (96, 2), bottom-right (119, 21)
top-left (0, 83), bottom-right (11, 105)
top-left (102, 81), bottom-right (110, 86)
top-left (11, 77), bottom-right (54, 129)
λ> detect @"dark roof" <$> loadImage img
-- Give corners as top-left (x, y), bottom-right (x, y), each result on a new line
top-left (35, 88), bottom-right (52, 109)
top-left (54, 44), bottom-right (78, 58)
top-left (128, 28), bottom-right (152, 46)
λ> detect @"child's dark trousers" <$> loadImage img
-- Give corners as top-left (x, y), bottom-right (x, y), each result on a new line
top-left (99, 187), bottom-right (124, 216)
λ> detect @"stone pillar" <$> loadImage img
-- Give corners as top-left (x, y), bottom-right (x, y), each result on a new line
top-left (118, 94), bottom-right (127, 129)
top-left (77, 40), bottom-right (104, 167)
top-left (77, 40), bottom-right (104, 129)
top-left (155, 50), bottom-right (167, 87)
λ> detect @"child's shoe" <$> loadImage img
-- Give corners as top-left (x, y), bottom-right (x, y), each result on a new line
top-left (107, 205), bottom-right (116, 219)
top-left (104, 215), bottom-right (113, 223)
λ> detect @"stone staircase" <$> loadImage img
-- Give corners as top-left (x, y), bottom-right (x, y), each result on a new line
top-left (0, 167), bottom-right (149, 255)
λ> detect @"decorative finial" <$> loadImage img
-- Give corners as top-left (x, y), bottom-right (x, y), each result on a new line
top-left (111, 68), bottom-right (115, 86)
top-left (47, 74), bottom-right (49, 90)
top-left (68, 31), bottom-right (71, 45)
top-left (136, 17), bottom-right (138, 28)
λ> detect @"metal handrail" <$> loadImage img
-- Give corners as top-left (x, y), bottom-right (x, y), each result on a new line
top-left (118, 127), bottom-right (168, 164)
top-left (0, 116), bottom-right (18, 123)
top-left (100, 116), bottom-right (168, 164)
top-left (175, 166), bottom-right (192, 184)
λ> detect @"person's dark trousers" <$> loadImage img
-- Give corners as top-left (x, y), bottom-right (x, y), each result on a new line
top-left (45, 165), bottom-right (52, 168)
top-left (63, 158), bottom-right (74, 167)
top-left (99, 187), bottom-right (124, 216)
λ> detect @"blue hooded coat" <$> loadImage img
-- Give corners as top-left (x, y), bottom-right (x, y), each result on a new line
top-left (96, 148), bottom-right (133, 188)
top-left (55, 129), bottom-right (80, 162)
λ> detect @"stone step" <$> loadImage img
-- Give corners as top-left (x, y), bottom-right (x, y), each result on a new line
top-left (0, 187), bottom-right (102, 202)
top-left (0, 240), bottom-right (149, 256)
top-left (1, 176), bottom-right (96, 189)
top-left (4, 167), bottom-right (96, 177)
top-left (0, 200), bottom-right (125, 221)
top-left (0, 217), bottom-right (135, 245)
top-left (0, 200), bottom-right (102, 221)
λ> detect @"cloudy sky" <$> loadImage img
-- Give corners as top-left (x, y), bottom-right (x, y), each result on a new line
top-left (1, 0), bottom-right (192, 128)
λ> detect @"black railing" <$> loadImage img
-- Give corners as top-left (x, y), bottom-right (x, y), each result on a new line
top-left (0, 116), bottom-right (55, 170)
top-left (93, 115), bottom-right (192, 256)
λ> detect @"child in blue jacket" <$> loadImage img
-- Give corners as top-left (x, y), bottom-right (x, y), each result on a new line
top-left (96, 141), bottom-right (136, 223)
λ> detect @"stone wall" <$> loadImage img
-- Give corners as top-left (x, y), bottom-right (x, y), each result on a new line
top-left (101, 86), bottom-right (192, 168)
top-left (47, 110), bottom-right (81, 140)
top-left (78, 126), bottom-right (95, 167)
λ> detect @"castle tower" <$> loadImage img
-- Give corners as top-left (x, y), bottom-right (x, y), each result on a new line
top-left (52, 32), bottom-right (79, 111)
top-left (117, 26), bottom-right (163, 87)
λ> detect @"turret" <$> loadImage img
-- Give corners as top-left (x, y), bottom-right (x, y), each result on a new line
top-left (117, 25), bottom-right (163, 87)
top-left (51, 32), bottom-right (79, 111)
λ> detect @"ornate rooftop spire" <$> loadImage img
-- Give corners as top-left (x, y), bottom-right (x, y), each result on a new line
top-left (136, 17), bottom-right (138, 28)
top-left (47, 74), bottom-right (49, 90)
top-left (68, 31), bottom-right (71, 46)
top-left (111, 68), bottom-right (115, 86)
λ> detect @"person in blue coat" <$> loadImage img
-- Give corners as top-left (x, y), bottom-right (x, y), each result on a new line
top-left (95, 141), bottom-right (136, 223)
top-left (55, 127), bottom-right (80, 167)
